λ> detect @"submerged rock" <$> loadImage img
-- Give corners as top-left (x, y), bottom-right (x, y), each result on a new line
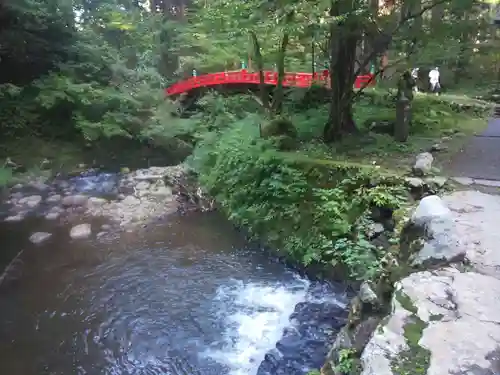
top-left (46, 194), bottom-right (62, 203)
top-left (87, 197), bottom-right (107, 206)
top-left (18, 195), bottom-right (42, 208)
top-left (44, 211), bottom-right (61, 220)
top-left (62, 194), bottom-right (89, 207)
top-left (29, 232), bottom-right (52, 244)
top-left (4, 214), bottom-right (24, 222)
top-left (70, 223), bottom-right (92, 239)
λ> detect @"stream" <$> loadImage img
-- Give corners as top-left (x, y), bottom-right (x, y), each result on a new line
top-left (0, 172), bottom-right (350, 375)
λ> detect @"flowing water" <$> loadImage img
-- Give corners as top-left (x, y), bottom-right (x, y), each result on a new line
top-left (0, 173), bottom-right (350, 375)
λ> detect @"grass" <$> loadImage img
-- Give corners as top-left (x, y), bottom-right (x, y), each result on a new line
top-left (291, 88), bottom-right (491, 173)
top-left (0, 137), bottom-right (85, 172)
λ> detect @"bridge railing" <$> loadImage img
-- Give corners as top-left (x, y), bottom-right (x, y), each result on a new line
top-left (165, 70), bottom-right (376, 96)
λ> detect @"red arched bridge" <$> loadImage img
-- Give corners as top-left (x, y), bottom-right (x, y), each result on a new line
top-left (165, 69), bottom-right (376, 97)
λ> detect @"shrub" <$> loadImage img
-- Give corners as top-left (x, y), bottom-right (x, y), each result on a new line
top-left (190, 116), bottom-right (409, 281)
top-left (0, 167), bottom-right (13, 187)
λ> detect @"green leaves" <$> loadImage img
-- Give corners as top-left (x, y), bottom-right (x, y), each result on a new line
top-left (190, 108), bottom-right (409, 281)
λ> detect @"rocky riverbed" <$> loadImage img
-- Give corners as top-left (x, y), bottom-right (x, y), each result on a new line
top-left (1, 164), bottom-right (209, 243)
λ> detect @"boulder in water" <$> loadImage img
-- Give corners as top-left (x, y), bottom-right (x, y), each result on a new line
top-left (62, 194), bottom-right (89, 207)
top-left (18, 195), bottom-right (42, 208)
top-left (87, 197), bottom-right (107, 207)
top-left (46, 194), bottom-right (62, 203)
top-left (70, 223), bottom-right (92, 239)
top-left (29, 232), bottom-right (52, 244)
top-left (4, 214), bottom-right (24, 222)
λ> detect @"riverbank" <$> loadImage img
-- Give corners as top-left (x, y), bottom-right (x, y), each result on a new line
top-left (320, 189), bottom-right (500, 375)
top-left (319, 115), bottom-right (500, 375)
top-left (0, 90), bottom-right (494, 375)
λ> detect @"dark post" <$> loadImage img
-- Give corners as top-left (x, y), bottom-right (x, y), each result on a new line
top-left (395, 96), bottom-right (411, 142)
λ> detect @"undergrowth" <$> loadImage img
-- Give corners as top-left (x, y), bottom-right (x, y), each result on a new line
top-left (189, 115), bottom-right (409, 281)
top-left (182, 87), bottom-right (491, 281)
top-left (0, 167), bottom-right (13, 187)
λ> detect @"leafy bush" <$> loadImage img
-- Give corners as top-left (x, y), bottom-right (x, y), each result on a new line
top-left (0, 167), bottom-right (13, 187)
top-left (190, 116), bottom-right (409, 281)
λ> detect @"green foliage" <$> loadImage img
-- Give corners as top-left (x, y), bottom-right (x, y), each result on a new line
top-left (0, 0), bottom-right (184, 146)
top-left (334, 348), bottom-right (357, 374)
top-left (0, 167), bottom-right (13, 187)
top-left (190, 115), bottom-right (409, 281)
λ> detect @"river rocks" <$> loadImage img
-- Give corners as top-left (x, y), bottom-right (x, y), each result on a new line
top-left (29, 232), bottom-right (52, 244)
top-left (83, 165), bottom-right (188, 228)
top-left (18, 195), bottom-right (42, 208)
top-left (358, 282), bottom-right (379, 307)
top-left (46, 194), bottom-right (62, 203)
top-left (1, 164), bottom-right (196, 229)
top-left (69, 223), bottom-right (92, 239)
top-left (28, 181), bottom-right (50, 191)
top-left (87, 197), bottom-right (107, 206)
top-left (62, 194), bottom-right (89, 207)
top-left (4, 213), bottom-right (24, 222)
top-left (412, 152), bottom-right (434, 176)
top-left (135, 181), bottom-right (150, 190)
top-left (360, 268), bottom-right (500, 375)
top-left (45, 210), bottom-right (61, 220)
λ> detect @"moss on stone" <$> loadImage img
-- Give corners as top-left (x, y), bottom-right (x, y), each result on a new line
top-left (391, 308), bottom-right (431, 375)
top-left (394, 289), bottom-right (418, 315)
top-left (429, 313), bottom-right (444, 322)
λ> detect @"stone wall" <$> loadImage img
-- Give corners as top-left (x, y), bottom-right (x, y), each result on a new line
top-left (321, 190), bottom-right (500, 375)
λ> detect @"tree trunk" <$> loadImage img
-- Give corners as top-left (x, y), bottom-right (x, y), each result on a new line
top-left (271, 32), bottom-right (290, 115)
top-left (323, 5), bottom-right (359, 143)
top-left (454, 13), bottom-right (469, 84)
top-left (431, 2), bottom-right (444, 29)
top-left (250, 31), bottom-right (270, 111)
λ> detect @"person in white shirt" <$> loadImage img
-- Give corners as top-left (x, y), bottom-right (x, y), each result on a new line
top-left (411, 67), bottom-right (419, 92)
top-left (428, 67), bottom-right (440, 95)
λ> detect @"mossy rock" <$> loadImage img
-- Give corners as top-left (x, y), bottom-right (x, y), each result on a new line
top-left (262, 118), bottom-right (298, 139)
top-left (364, 119), bottom-right (396, 135)
top-left (261, 118), bottom-right (299, 150)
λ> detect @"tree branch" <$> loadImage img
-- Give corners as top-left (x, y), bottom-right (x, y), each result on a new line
top-left (350, 54), bottom-right (409, 102)
top-left (353, 0), bottom-right (451, 79)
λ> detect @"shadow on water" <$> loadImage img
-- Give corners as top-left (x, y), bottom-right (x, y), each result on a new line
top-left (77, 137), bottom-right (190, 173)
top-left (0, 212), bottom-right (350, 375)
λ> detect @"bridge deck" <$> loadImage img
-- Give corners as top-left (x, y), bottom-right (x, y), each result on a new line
top-left (165, 70), bottom-right (376, 96)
